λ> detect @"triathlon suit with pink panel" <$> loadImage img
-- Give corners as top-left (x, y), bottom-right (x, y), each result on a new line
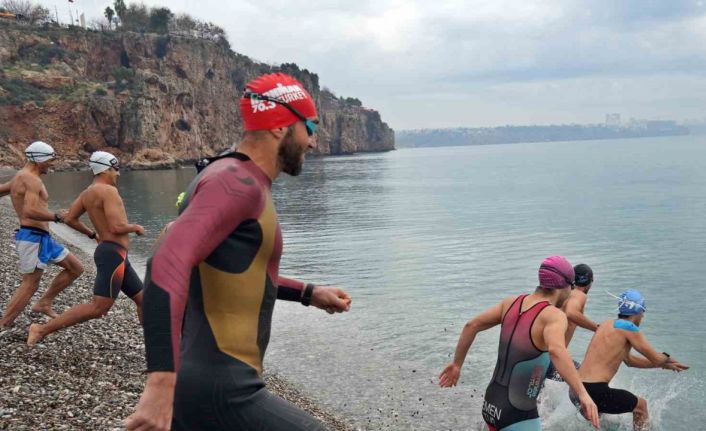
top-left (482, 295), bottom-right (552, 431)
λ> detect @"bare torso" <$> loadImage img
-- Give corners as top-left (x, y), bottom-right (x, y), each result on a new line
top-left (562, 289), bottom-right (587, 346)
top-left (578, 319), bottom-right (631, 383)
top-left (10, 168), bottom-right (50, 231)
top-left (81, 183), bottom-right (131, 249)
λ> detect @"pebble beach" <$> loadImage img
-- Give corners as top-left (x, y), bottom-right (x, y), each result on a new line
top-left (0, 197), bottom-right (352, 431)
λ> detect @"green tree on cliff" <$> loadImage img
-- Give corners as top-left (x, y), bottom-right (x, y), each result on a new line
top-left (148, 7), bottom-right (172, 34)
top-left (121, 3), bottom-right (148, 32)
top-left (104, 6), bottom-right (114, 29)
top-left (113, 0), bottom-right (126, 23)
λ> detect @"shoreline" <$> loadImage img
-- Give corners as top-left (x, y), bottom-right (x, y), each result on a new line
top-left (0, 148), bottom-right (396, 175)
top-left (0, 199), bottom-right (352, 430)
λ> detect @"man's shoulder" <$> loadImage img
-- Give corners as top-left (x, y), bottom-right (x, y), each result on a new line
top-left (15, 169), bottom-right (40, 184)
top-left (199, 159), bottom-right (264, 195)
top-left (209, 156), bottom-right (259, 177)
top-left (13, 170), bottom-right (41, 192)
top-left (567, 290), bottom-right (588, 306)
top-left (541, 304), bottom-right (567, 322)
top-left (86, 183), bottom-right (119, 201)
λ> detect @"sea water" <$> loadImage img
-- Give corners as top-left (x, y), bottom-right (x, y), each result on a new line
top-left (40, 135), bottom-right (706, 430)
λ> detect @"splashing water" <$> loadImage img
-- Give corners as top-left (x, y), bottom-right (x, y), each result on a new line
top-left (538, 376), bottom-right (694, 430)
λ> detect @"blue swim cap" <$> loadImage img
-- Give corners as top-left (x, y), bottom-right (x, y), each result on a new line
top-left (618, 289), bottom-right (646, 316)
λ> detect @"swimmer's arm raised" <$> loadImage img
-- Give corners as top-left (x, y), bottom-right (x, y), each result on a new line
top-left (63, 193), bottom-right (95, 238)
top-left (565, 296), bottom-right (599, 331)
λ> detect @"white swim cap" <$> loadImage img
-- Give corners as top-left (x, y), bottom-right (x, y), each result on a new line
top-left (90, 151), bottom-right (120, 175)
top-left (25, 141), bottom-right (56, 163)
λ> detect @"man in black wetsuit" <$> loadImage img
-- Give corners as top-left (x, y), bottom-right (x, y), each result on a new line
top-left (125, 73), bottom-right (352, 431)
top-left (439, 256), bottom-right (600, 430)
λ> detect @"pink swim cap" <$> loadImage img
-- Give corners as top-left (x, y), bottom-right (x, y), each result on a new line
top-left (538, 256), bottom-right (575, 289)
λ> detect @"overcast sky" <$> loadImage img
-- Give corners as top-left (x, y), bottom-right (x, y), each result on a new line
top-left (35, 0), bottom-right (706, 130)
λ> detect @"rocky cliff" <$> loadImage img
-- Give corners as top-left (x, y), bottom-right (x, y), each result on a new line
top-left (0, 21), bottom-right (395, 169)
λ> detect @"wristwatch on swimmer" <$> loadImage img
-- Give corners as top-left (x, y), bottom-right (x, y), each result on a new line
top-left (661, 352), bottom-right (671, 366)
top-left (301, 283), bottom-right (315, 306)
top-left (87, 231), bottom-right (97, 239)
top-left (54, 212), bottom-right (63, 223)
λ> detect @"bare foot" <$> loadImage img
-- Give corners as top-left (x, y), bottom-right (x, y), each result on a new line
top-left (27, 324), bottom-right (45, 346)
top-left (31, 302), bottom-right (58, 319)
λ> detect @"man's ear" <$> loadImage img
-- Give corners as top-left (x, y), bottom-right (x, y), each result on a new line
top-left (270, 126), bottom-right (288, 140)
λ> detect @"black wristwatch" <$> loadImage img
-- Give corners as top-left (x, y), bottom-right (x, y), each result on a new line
top-left (88, 231), bottom-right (97, 239)
top-left (662, 352), bottom-right (671, 359)
top-left (54, 213), bottom-right (63, 223)
top-left (301, 283), bottom-right (315, 307)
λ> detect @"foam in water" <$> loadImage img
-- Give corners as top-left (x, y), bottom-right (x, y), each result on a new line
top-left (538, 376), bottom-right (693, 430)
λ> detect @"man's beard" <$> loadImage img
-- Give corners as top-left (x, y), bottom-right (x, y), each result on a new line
top-left (278, 129), bottom-right (306, 176)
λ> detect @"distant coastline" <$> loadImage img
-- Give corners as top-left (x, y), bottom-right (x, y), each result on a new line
top-left (397, 121), bottom-right (693, 149)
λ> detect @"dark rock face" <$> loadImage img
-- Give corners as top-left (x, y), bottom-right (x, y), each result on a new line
top-left (0, 23), bottom-right (394, 169)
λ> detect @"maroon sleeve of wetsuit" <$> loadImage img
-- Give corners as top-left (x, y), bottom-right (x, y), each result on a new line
top-left (277, 276), bottom-right (306, 301)
top-left (142, 168), bottom-right (262, 372)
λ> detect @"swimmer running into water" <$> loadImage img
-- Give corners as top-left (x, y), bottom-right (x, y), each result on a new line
top-left (125, 73), bottom-right (352, 431)
top-left (0, 141), bottom-right (84, 328)
top-left (27, 152), bottom-right (145, 346)
top-left (440, 256), bottom-right (600, 430)
top-left (570, 289), bottom-right (689, 430)
top-left (546, 263), bottom-right (600, 381)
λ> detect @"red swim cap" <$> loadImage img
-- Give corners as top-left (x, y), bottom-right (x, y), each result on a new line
top-left (239, 73), bottom-right (318, 131)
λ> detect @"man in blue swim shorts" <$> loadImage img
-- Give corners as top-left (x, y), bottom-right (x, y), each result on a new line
top-left (0, 142), bottom-right (84, 328)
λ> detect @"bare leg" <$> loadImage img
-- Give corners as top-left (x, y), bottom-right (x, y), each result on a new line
top-left (131, 291), bottom-right (144, 325)
top-left (31, 253), bottom-right (84, 318)
top-left (27, 296), bottom-right (113, 346)
top-left (633, 397), bottom-right (650, 431)
top-left (0, 269), bottom-right (43, 327)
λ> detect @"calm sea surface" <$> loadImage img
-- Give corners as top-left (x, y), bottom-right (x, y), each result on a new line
top-left (36, 135), bottom-right (706, 430)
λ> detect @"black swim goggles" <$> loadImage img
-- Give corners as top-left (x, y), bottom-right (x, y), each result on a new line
top-left (91, 158), bottom-right (121, 171)
top-left (25, 151), bottom-right (57, 162)
top-left (244, 91), bottom-right (319, 136)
